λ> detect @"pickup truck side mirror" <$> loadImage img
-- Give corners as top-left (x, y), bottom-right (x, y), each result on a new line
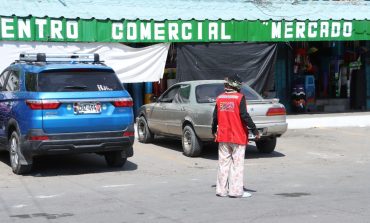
top-left (150, 95), bottom-right (158, 102)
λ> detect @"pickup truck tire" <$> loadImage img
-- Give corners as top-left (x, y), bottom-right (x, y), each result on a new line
top-left (137, 116), bottom-right (154, 143)
top-left (256, 137), bottom-right (277, 154)
top-left (104, 151), bottom-right (127, 167)
top-left (182, 125), bottom-right (202, 157)
top-left (9, 131), bottom-right (32, 175)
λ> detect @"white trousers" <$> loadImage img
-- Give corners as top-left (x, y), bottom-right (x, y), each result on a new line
top-left (216, 142), bottom-right (246, 197)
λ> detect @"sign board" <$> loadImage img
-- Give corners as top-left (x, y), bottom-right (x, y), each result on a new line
top-left (1, 16), bottom-right (369, 42)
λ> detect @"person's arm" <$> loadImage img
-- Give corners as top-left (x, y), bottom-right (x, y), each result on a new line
top-left (212, 104), bottom-right (218, 135)
top-left (239, 96), bottom-right (260, 138)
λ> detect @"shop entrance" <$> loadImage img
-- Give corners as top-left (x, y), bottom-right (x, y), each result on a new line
top-left (291, 41), bottom-right (367, 113)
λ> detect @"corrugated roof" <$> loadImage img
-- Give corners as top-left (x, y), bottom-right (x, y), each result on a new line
top-left (0, 0), bottom-right (368, 21)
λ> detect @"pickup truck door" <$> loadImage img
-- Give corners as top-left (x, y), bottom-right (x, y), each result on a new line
top-left (165, 84), bottom-right (191, 136)
top-left (148, 85), bottom-right (180, 134)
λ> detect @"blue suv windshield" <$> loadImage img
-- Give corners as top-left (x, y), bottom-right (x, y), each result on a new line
top-left (27, 69), bottom-right (123, 92)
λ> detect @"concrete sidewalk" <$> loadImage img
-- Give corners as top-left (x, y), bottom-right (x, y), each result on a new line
top-left (287, 111), bottom-right (370, 129)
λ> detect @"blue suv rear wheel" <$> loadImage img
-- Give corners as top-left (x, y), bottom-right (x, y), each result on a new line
top-left (9, 131), bottom-right (32, 174)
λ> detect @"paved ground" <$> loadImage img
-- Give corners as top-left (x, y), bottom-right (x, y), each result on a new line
top-left (0, 126), bottom-right (369, 223)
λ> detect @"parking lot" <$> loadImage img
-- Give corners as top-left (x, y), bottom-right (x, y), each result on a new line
top-left (0, 127), bottom-right (369, 223)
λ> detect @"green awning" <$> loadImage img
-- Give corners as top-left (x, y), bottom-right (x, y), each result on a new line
top-left (0, 16), bottom-right (369, 42)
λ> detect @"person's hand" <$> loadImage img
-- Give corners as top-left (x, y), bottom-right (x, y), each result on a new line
top-left (254, 132), bottom-right (261, 141)
top-left (213, 133), bottom-right (218, 142)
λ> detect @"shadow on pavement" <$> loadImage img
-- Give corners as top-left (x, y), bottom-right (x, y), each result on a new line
top-left (151, 137), bottom-right (285, 161)
top-left (0, 152), bottom-right (137, 177)
top-left (211, 184), bottom-right (258, 193)
top-left (0, 151), bottom-right (10, 166)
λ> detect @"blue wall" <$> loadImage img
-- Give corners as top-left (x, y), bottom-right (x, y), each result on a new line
top-left (367, 41), bottom-right (370, 109)
top-left (274, 43), bottom-right (293, 112)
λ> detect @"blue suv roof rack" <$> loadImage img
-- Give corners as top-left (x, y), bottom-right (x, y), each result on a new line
top-left (18, 53), bottom-right (102, 64)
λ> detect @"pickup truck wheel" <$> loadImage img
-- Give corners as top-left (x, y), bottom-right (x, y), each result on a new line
top-left (256, 137), bottom-right (277, 154)
top-left (9, 131), bottom-right (32, 175)
top-left (105, 151), bottom-right (127, 167)
top-left (182, 125), bottom-right (202, 157)
top-left (137, 116), bottom-right (154, 143)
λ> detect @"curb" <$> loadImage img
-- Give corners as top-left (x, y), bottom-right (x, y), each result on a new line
top-left (287, 112), bottom-right (370, 129)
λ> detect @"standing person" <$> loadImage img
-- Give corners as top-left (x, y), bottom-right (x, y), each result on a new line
top-left (212, 74), bottom-right (260, 198)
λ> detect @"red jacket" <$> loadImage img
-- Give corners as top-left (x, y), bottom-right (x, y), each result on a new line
top-left (215, 92), bottom-right (248, 145)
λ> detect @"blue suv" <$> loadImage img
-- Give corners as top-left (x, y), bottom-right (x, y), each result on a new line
top-left (0, 53), bottom-right (134, 174)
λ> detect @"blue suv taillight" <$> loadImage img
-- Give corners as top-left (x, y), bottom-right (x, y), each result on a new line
top-left (28, 136), bottom-right (50, 141)
top-left (26, 100), bottom-right (61, 110)
top-left (112, 98), bottom-right (133, 107)
top-left (123, 131), bottom-right (135, 137)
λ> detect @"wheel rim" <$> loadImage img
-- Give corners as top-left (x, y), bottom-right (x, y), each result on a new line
top-left (10, 136), bottom-right (19, 167)
top-left (138, 120), bottom-right (146, 140)
top-left (183, 129), bottom-right (192, 151)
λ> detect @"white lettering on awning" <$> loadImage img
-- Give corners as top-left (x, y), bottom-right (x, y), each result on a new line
top-left (66, 21), bottom-right (78, 39)
top-left (320, 22), bottom-right (329, 38)
top-left (154, 23), bottom-right (165, 41)
top-left (296, 22), bottom-right (305, 38)
top-left (168, 23), bottom-right (179, 40)
top-left (308, 22), bottom-right (317, 38)
top-left (271, 22), bottom-right (281, 39)
top-left (35, 19), bottom-right (47, 38)
top-left (343, 22), bottom-right (352, 37)
top-left (221, 23), bottom-right (231, 40)
top-left (284, 22), bottom-right (293, 38)
top-left (182, 23), bottom-right (192, 40)
top-left (331, 22), bottom-right (341, 38)
top-left (112, 23), bottom-right (123, 40)
top-left (1, 18), bottom-right (14, 38)
top-left (50, 20), bottom-right (63, 39)
top-left (209, 22), bottom-right (218, 40)
top-left (140, 23), bottom-right (151, 40)
top-left (197, 22), bottom-right (203, 40)
top-left (18, 19), bottom-right (31, 39)
top-left (127, 22), bottom-right (137, 40)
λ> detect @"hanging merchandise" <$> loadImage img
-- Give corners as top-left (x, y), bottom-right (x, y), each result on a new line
top-left (348, 56), bottom-right (363, 99)
top-left (349, 56), bottom-right (362, 70)
top-left (306, 47), bottom-right (318, 74)
top-left (291, 75), bottom-right (306, 113)
top-left (339, 66), bottom-right (348, 98)
top-left (305, 75), bottom-right (316, 111)
top-left (335, 60), bottom-right (344, 98)
top-left (292, 84), bottom-right (306, 113)
top-left (293, 48), bottom-right (306, 74)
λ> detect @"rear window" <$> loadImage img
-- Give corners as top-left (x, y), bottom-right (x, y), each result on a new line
top-left (29, 69), bottom-right (123, 92)
top-left (241, 85), bottom-right (262, 100)
top-left (196, 83), bottom-right (262, 103)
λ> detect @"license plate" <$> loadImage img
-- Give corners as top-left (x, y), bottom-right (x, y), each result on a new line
top-left (73, 102), bottom-right (101, 114)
